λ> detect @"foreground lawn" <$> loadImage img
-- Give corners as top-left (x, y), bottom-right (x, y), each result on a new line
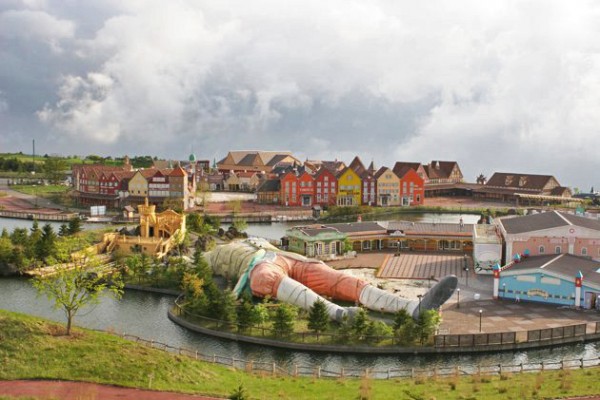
top-left (1, 309), bottom-right (600, 399)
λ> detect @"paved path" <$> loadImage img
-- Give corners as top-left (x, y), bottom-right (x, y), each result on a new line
top-left (378, 252), bottom-right (469, 279)
top-left (440, 297), bottom-right (600, 336)
top-left (0, 380), bottom-right (222, 400)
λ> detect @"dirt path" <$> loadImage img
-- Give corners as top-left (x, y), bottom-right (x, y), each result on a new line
top-left (0, 380), bottom-right (223, 400)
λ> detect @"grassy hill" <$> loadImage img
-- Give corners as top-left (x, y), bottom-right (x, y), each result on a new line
top-left (1, 309), bottom-right (600, 399)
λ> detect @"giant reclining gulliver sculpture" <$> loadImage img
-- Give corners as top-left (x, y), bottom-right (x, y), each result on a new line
top-left (204, 238), bottom-right (458, 321)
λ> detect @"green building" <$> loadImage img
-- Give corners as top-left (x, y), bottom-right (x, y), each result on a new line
top-left (285, 225), bottom-right (347, 258)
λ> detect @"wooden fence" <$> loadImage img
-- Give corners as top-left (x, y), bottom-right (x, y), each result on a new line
top-left (117, 332), bottom-right (600, 379)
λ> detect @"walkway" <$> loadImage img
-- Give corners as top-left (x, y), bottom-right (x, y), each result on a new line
top-left (378, 252), bottom-right (469, 279)
top-left (440, 297), bottom-right (600, 336)
top-left (0, 380), bottom-right (221, 400)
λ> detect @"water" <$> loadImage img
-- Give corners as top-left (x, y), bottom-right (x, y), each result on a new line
top-left (1, 277), bottom-right (599, 375)
top-left (0, 217), bottom-right (109, 233)
top-left (2, 214), bottom-right (600, 374)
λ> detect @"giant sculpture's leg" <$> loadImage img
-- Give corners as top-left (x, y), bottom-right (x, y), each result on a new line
top-left (249, 261), bottom-right (352, 321)
top-left (284, 256), bottom-right (458, 317)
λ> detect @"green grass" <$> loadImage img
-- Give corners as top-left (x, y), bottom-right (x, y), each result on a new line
top-left (2, 309), bottom-right (600, 399)
top-left (9, 185), bottom-right (70, 196)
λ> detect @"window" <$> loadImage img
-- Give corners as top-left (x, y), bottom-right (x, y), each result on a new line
top-left (539, 246), bottom-right (545, 254)
top-left (555, 246), bottom-right (561, 254)
top-left (582, 247), bottom-right (588, 256)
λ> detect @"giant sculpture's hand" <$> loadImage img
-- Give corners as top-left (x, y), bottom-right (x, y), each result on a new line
top-left (204, 238), bottom-right (457, 321)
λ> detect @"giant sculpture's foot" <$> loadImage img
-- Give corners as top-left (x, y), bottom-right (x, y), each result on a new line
top-left (412, 275), bottom-right (458, 319)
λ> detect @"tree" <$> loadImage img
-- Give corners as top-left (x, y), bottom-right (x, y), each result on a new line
top-left (36, 223), bottom-right (57, 262)
top-left (32, 255), bottom-right (123, 335)
top-left (43, 157), bottom-right (68, 184)
top-left (232, 217), bottom-right (248, 234)
top-left (393, 308), bottom-right (412, 332)
top-left (236, 295), bottom-right (257, 332)
top-left (67, 217), bottom-right (82, 235)
top-left (58, 224), bottom-right (69, 237)
top-left (365, 320), bottom-right (393, 344)
top-left (351, 308), bottom-right (369, 341)
top-left (271, 303), bottom-right (297, 338)
top-left (307, 300), bottom-right (329, 338)
top-left (417, 309), bottom-right (442, 345)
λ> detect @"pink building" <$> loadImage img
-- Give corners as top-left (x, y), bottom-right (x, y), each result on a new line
top-left (496, 211), bottom-right (600, 264)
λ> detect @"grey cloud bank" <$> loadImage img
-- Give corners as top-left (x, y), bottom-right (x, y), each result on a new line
top-left (1, 0), bottom-right (599, 190)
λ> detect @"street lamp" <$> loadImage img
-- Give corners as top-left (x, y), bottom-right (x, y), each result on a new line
top-left (479, 309), bottom-right (483, 332)
top-left (502, 283), bottom-right (506, 300)
top-left (417, 294), bottom-right (423, 315)
top-left (456, 288), bottom-right (461, 309)
top-left (463, 254), bottom-right (469, 287)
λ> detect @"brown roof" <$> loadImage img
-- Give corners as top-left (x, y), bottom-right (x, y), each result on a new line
top-left (486, 172), bottom-right (558, 191)
top-left (424, 161), bottom-right (460, 180)
top-left (169, 166), bottom-right (186, 177)
top-left (393, 162), bottom-right (422, 177)
top-left (348, 156), bottom-right (366, 176)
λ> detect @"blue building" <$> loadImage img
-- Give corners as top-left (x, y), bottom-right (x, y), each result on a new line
top-left (499, 254), bottom-right (600, 309)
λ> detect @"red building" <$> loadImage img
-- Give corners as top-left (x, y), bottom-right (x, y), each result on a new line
top-left (280, 171), bottom-right (300, 206)
top-left (297, 171), bottom-right (315, 207)
top-left (313, 167), bottom-right (337, 207)
top-left (396, 167), bottom-right (425, 206)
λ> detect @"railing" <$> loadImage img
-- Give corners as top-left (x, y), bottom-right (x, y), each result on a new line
top-left (115, 331), bottom-right (600, 379)
top-left (172, 298), bottom-right (411, 347)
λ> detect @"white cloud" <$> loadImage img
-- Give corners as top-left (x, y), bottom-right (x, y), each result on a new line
top-left (0, 9), bottom-right (74, 43)
top-left (0, 0), bottom-right (598, 187)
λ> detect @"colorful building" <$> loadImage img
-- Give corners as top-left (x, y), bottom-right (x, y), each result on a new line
top-left (375, 167), bottom-right (400, 207)
top-left (286, 225), bottom-right (346, 258)
top-left (497, 254), bottom-right (600, 309)
top-left (397, 167), bottom-right (425, 206)
top-left (313, 167), bottom-right (337, 207)
top-left (336, 167), bottom-right (362, 206)
top-left (496, 211), bottom-right (600, 264)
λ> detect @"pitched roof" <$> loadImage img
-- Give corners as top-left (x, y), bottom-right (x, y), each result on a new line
top-left (485, 172), bottom-right (558, 191)
top-left (374, 166), bottom-right (395, 179)
top-left (169, 166), bottom-right (187, 177)
top-left (348, 156), bottom-right (366, 176)
top-left (424, 161), bottom-right (460, 180)
top-left (393, 162), bottom-right (422, 178)
top-left (218, 151), bottom-right (297, 166)
top-left (504, 254), bottom-right (600, 286)
top-left (326, 221), bottom-right (386, 234)
top-left (499, 211), bottom-right (600, 234)
top-left (256, 179), bottom-right (281, 192)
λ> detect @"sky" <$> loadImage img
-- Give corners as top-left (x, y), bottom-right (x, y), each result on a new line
top-left (1, 0), bottom-right (599, 191)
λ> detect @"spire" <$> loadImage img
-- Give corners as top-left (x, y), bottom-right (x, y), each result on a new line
top-left (368, 160), bottom-right (375, 173)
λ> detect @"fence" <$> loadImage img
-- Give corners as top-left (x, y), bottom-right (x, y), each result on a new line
top-left (173, 299), bottom-right (597, 350)
top-left (172, 298), bottom-right (412, 347)
top-left (117, 332), bottom-right (600, 379)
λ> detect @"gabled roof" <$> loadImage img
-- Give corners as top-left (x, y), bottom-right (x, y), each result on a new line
top-left (499, 211), bottom-right (600, 234)
top-left (314, 166), bottom-right (337, 179)
top-left (486, 172), bottom-right (558, 191)
top-left (503, 254), bottom-right (600, 287)
top-left (169, 166), bottom-right (187, 177)
top-left (218, 151), bottom-right (298, 166)
top-left (424, 161), bottom-right (460, 180)
top-left (326, 221), bottom-right (386, 234)
top-left (374, 166), bottom-right (395, 179)
top-left (348, 156), bottom-right (366, 176)
top-left (393, 162), bottom-right (423, 178)
top-left (256, 179), bottom-right (281, 192)
top-left (305, 160), bottom-right (346, 173)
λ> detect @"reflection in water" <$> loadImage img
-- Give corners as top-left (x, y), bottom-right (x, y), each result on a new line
top-left (0, 277), bottom-right (598, 374)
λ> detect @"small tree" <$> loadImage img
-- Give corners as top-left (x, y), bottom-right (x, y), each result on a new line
top-left (32, 254), bottom-right (123, 335)
top-left (417, 309), bottom-right (442, 345)
top-left (307, 300), bottom-right (329, 338)
top-left (351, 308), bottom-right (369, 341)
top-left (67, 217), bottom-right (82, 235)
top-left (271, 303), bottom-right (297, 338)
top-left (232, 217), bottom-right (248, 234)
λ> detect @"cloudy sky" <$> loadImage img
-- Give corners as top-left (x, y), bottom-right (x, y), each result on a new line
top-left (1, 1), bottom-right (599, 190)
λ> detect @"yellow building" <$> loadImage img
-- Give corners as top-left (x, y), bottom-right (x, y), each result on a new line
top-left (128, 170), bottom-right (150, 197)
top-left (336, 167), bottom-right (362, 206)
top-left (375, 167), bottom-right (400, 206)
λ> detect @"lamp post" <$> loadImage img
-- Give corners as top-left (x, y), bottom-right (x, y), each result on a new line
top-left (502, 283), bottom-right (506, 300)
top-left (456, 288), bottom-right (461, 309)
top-left (417, 294), bottom-right (423, 315)
top-left (479, 309), bottom-right (483, 332)
top-left (463, 254), bottom-right (469, 287)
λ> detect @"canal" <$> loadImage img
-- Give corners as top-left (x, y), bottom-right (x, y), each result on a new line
top-left (2, 215), bottom-right (600, 375)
